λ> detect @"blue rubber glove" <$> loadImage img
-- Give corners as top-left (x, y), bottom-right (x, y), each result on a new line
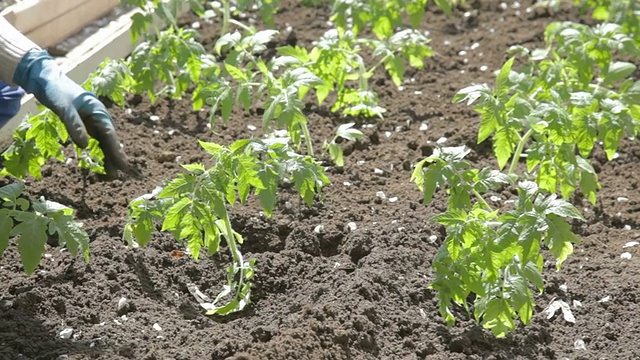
top-left (12, 49), bottom-right (138, 178)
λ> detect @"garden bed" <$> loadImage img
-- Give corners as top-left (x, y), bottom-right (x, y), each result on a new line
top-left (1, 1), bottom-right (640, 359)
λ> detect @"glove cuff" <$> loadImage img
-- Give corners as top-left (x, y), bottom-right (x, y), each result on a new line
top-left (0, 16), bottom-right (41, 86)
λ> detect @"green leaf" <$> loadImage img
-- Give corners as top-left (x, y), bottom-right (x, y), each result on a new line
top-left (162, 197), bottom-right (192, 232)
top-left (497, 57), bottom-right (515, 97)
top-left (493, 127), bottom-right (515, 169)
top-left (0, 210), bottom-right (12, 257)
top-left (224, 63), bottom-right (248, 81)
top-left (326, 142), bottom-right (344, 167)
top-left (545, 215), bottom-right (579, 269)
top-left (10, 213), bottom-right (48, 275)
top-left (373, 16), bottom-right (392, 39)
top-left (335, 122), bottom-right (363, 141)
top-left (482, 298), bottom-right (515, 338)
top-left (0, 183), bottom-right (25, 202)
top-left (604, 61), bottom-right (636, 84)
top-left (521, 261), bottom-right (544, 292)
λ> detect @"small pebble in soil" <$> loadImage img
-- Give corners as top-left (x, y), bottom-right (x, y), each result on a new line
top-left (247, 125), bottom-right (257, 131)
top-left (490, 196), bottom-right (500, 202)
top-left (559, 283), bottom-right (567, 292)
top-left (191, 21), bottom-right (200, 29)
top-left (343, 182), bottom-right (351, 186)
top-left (470, 42), bottom-right (480, 50)
top-left (374, 168), bottom-right (384, 175)
top-left (574, 339), bottom-right (587, 350)
top-left (156, 151), bottom-right (176, 163)
top-left (153, 323), bottom-right (162, 331)
top-left (347, 222), bottom-right (357, 232)
top-left (617, 196), bottom-right (629, 202)
top-left (376, 191), bottom-right (386, 200)
top-left (385, 131), bottom-right (392, 138)
top-left (419, 123), bottom-right (428, 131)
top-left (117, 297), bottom-right (128, 311)
top-left (458, 50), bottom-right (467, 56)
top-left (357, 160), bottom-right (365, 165)
top-left (414, 90), bottom-right (422, 95)
top-left (428, 235), bottom-right (437, 244)
top-left (313, 224), bottom-right (325, 234)
top-left (623, 241), bottom-right (639, 248)
top-left (436, 137), bottom-right (447, 144)
top-left (621, 252), bottom-right (632, 259)
top-left (480, 65), bottom-right (488, 71)
top-left (389, 197), bottom-right (398, 203)
top-left (59, 328), bottom-right (73, 339)
top-left (149, 115), bottom-right (160, 121)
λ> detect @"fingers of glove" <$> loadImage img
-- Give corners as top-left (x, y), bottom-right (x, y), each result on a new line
top-left (48, 103), bottom-right (90, 149)
top-left (77, 102), bottom-right (141, 178)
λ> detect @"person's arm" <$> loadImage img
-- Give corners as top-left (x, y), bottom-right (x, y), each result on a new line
top-left (0, 16), bottom-right (138, 178)
top-left (0, 16), bottom-right (40, 85)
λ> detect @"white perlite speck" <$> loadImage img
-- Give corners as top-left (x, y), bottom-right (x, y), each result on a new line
top-left (117, 297), bottom-right (128, 311)
top-left (59, 328), bottom-right (73, 339)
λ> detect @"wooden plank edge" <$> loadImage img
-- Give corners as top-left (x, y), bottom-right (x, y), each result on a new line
top-left (1, 0), bottom-right (91, 35)
top-left (24, 0), bottom-right (121, 48)
top-left (5, 1), bottom-right (192, 133)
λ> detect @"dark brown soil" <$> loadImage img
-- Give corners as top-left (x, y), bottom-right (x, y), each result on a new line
top-left (2, 1), bottom-right (640, 360)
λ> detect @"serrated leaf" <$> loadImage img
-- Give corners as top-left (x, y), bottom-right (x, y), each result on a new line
top-left (0, 210), bottom-right (12, 257)
top-left (493, 127), bottom-right (515, 169)
top-left (521, 261), bottom-right (544, 292)
top-left (335, 122), bottom-right (364, 141)
top-left (546, 215), bottom-right (579, 269)
top-left (162, 197), bottom-right (192, 232)
top-left (224, 63), bottom-right (248, 81)
top-left (497, 57), bottom-right (515, 97)
top-left (0, 183), bottom-right (25, 202)
top-left (326, 142), bottom-right (344, 167)
top-left (604, 61), bottom-right (636, 84)
top-left (11, 214), bottom-right (48, 275)
top-left (215, 31), bottom-right (242, 54)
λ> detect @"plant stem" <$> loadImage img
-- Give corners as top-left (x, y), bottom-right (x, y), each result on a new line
top-left (220, 206), bottom-right (245, 299)
top-left (301, 124), bottom-right (315, 157)
top-left (221, 0), bottom-right (230, 36)
top-left (508, 128), bottom-right (533, 175)
top-left (472, 189), bottom-right (493, 211)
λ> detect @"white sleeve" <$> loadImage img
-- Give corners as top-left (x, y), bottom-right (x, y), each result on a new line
top-left (0, 16), bottom-right (41, 86)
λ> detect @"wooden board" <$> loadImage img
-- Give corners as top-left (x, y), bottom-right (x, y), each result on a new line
top-left (1, 0), bottom-right (89, 34)
top-left (1, 0), bottom-right (120, 48)
top-left (25, 0), bottom-right (121, 48)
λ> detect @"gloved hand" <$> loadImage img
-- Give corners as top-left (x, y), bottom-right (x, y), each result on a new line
top-left (12, 49), bottom-right (139, 178)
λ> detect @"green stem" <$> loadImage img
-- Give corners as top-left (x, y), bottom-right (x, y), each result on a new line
top-left (367, 51), bottom-right (394, 76)
top-left (472, 189), bottom-right (493, 211)
top-left (220, 206), bottom-right (245, 299)
top-left (301, 124), bottom-right (314, 157)
top-left (221, 0), bottom-right (230, 36)
top-left (229, 18), bottom-right (253, 33)
top-left (356, 57), bottom-right (368, 92)
top-left (507, 128), bottom-right (533, 175)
